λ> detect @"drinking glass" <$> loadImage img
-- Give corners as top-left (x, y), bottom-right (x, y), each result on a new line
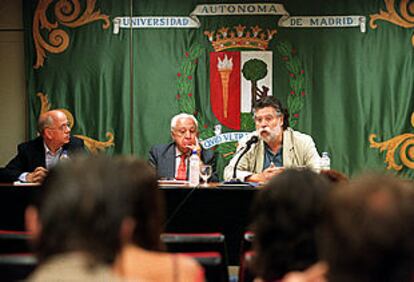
top-left (199, 164), bottom-right (212, 186)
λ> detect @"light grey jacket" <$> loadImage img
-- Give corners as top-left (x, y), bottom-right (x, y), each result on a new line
top-left (223, 128), bottom-right (321, 181)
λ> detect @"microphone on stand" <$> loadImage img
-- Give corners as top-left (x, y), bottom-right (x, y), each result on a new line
top-left (232, 135), bottom-right (259, 179)
top-left (221, 135), bottom-right (259, 186)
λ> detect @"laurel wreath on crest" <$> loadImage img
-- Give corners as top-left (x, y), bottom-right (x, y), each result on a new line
top-left (175, 41), bottom-right (306, 159)
top-left (276, 41), bottom-right (306, 128)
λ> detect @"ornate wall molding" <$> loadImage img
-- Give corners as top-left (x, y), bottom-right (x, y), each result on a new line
top-left (370, 0), bottom-right (414, 46)
top-left (33, 0), bottom-right (110, 69)
top-left (369, 113), bottom-right (414, 170)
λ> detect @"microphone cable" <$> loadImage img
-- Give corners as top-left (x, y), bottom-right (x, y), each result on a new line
top-left (163, 184), bottom-right (198, 230)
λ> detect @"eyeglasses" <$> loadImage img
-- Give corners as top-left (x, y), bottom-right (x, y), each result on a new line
top-left (47, 123), bottom-right (71, 131)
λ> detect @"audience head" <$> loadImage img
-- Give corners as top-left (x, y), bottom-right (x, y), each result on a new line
top-left (251, 169), bottom-right (331, 280)
top-left (253, 96), bottom-right (289, 144)
top-left (321, 173), bottom-right (414, 282)
top-left (319, 169), bottom-right (348, 184)
top-left (25, 155), bottom-right (131, 265)
top-left (37, 110), bottom-right (71, 150)
top-left (170, 113), bottom-right (199, 154)
top-left (115, 157), bottom-right (165, 251)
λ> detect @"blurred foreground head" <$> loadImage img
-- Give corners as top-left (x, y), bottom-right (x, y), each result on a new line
top-left (321, 173), bottom-right (414, 282)
top-left (115, 157), bottom-right (164, 251)
top-left (251, 169), bottom-right (331, 280)
top-left (26, 155), bottom-right (132, 265)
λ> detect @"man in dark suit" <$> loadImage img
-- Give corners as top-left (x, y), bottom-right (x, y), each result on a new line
top-left (1, 110), bottom-right (85, 183)
top-left (148, 113), bottom-right (217, 181)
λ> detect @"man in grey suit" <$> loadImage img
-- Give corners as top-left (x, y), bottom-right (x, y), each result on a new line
top-left (148, 113), bottom-right (216, 181)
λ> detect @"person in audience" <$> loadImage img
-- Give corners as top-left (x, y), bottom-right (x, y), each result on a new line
top-left (25, 156), bottom-right (127, 281)
top-left (250, 169), bottom-right (331, 281)
top-left (2, 110), bottom-right (85, 183)
top-left (148, 113), bottom-right (217, 181)
top-left (224, 97), bottom-right (321, 182)
top-left (113, 158), bottom-right (205, 281)
top-left (320, 173), bottom-right (414, 282)
top-left (319, 169), bottom-right (348, 184)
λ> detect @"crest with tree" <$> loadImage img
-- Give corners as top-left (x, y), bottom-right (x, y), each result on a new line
top-left (242, 58), bottom-right (269, 108)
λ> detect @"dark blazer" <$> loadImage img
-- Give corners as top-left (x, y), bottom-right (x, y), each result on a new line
top-left (0, 136), bottom-right (85, 182)
top-left (148, 142), bottom-right (217, 182)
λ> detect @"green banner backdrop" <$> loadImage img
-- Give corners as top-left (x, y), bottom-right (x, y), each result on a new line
top-left (23, 0), bottom-right (414, 179)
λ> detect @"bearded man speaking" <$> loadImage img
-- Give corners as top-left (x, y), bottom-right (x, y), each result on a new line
top-left (224, 96), bottom-right (321, 183)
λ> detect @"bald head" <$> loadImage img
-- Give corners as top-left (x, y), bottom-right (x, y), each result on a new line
top-left (37, 110), bottom-right (67, 135)
top-left (37, 110), bottom-right (71, 152)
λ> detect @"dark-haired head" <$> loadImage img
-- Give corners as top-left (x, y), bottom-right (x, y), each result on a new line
top-left (27, 155), bottom-right (132, 265)
top-left (251, 169), bottom-right (331, 280)
top-left (319, 169), bottom-right (348, 184)
top-left (253, 96), bottom-right (289, 130)
top-left (321, 173), bottom-right (414, 282)
top-left (115, 157), bottom-right (165, 251)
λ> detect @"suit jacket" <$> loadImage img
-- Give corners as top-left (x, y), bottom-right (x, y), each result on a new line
top-left (223, 128), bottom-right (321, 181)
top-left (148, 142), bottom-right (217, 182)
top-left (0, 136), bottom-right (85, 182)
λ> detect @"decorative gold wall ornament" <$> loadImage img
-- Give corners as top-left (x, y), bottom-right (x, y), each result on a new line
top-left (370, 0), bottom-right (414, 46)
top-left (37, 92), bottom-right (114, 153)
top-left (369, 113), bottom-right (414, 170)
top-left (33, 0), bottom-right (110, 69)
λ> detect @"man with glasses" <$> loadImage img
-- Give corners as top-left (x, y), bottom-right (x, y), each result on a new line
top-left (148, 113), bottom-right (216, 181)
top-left (224, 96), bottom-right (321, 183)
top-left (1, 110), bottom-right (85, 183)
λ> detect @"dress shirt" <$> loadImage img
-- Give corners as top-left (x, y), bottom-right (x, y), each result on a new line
top-left (175, 148), bottom-right (189, 179)
top-left (263, 143), bottom-right (283, 169)
top-left (18, 143), bottom-right (64, 182)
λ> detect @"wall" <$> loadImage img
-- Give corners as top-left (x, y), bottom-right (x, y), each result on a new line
top-left (0, 0), bottom-right (26, 166)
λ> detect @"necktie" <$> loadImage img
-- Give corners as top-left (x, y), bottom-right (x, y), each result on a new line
top-left (176, 154), bottom-right (187, 180)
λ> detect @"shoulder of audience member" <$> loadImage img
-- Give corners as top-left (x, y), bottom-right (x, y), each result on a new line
top-left (177, 254), bottom-right (205, 281)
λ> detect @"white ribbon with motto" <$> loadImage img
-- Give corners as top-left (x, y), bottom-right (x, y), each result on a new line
top-left (113, 3), bottom-right (289, 34)
top-left (279, 15), bottom-right (366, 32)
top-left (112, 3), bottom-right (365, 34)
top-left (200, 132), bottom-right (251, 149)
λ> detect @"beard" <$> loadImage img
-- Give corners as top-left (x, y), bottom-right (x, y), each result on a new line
top-left (258, 126), bottom-right (282, 143)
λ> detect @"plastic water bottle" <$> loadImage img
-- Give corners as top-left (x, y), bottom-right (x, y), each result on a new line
top-left (320, 152), bottom-right (331, 171)
top-left (189, 150), bottom-right (200, 186)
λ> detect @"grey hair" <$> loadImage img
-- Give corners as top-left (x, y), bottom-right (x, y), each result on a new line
top-left (170, 113), bottom-right (198, 132)
top-left (253, 108), bottom-right (283, 118)
top-left (37, 114), bottom-right (54, 134)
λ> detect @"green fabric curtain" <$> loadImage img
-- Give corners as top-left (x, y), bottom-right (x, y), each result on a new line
top-left (23, 0), bottom-right (414, 179)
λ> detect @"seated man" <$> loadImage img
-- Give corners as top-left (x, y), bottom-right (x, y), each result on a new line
top-left (148, 113), bottom-right (216, 181)
top-left (1, 110), bottom-right (85, 183)
top-left (224, 96), bottom-right (321, 182)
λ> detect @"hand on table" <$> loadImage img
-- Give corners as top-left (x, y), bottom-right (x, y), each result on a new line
top-left (246, 164), bottom-right (284, 183)
top-left (27, 167), bottom-right (48, 183)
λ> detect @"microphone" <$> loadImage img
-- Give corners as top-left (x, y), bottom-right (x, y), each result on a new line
top-left (231, 135), bottom-right (259, 180)
top-left (245, 135), bottom-right (259, 147)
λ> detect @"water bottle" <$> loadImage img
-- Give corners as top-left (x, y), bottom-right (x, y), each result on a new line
top-left (320, 152), bottom-right (331, 171)
top-left (189, 150), bottom-right (200, 186)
